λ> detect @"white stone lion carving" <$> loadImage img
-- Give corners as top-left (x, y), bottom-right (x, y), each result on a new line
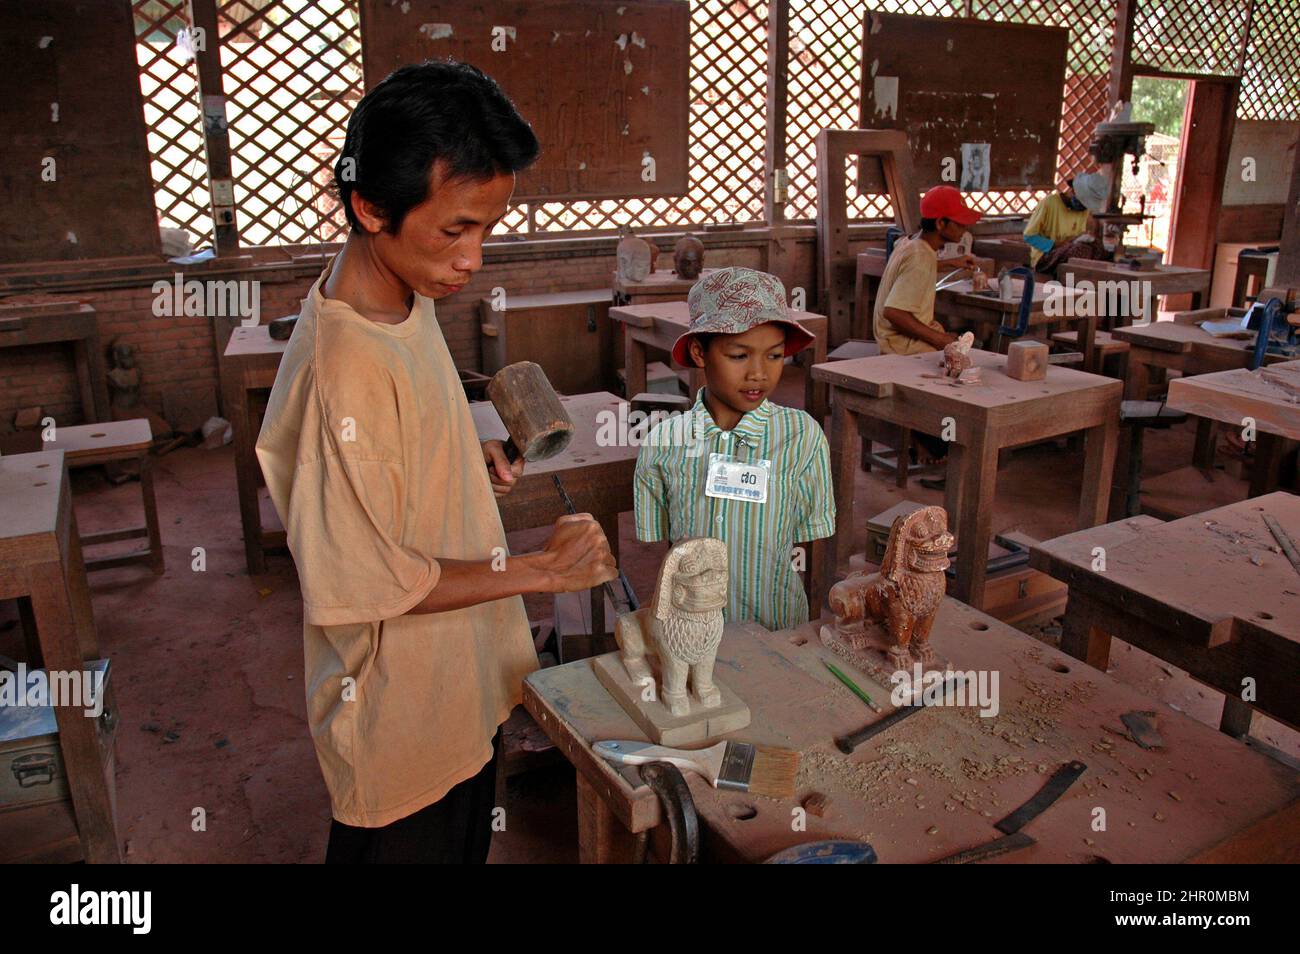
top-left (616, 537), bottom-right (728, 717)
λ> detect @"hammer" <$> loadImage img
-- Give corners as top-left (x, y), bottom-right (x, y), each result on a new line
top-left (485, 362), bottom-right (638, 613)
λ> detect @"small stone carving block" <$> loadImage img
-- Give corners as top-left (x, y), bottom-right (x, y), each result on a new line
top-left (1005, 340), bottom-right (1048, 381)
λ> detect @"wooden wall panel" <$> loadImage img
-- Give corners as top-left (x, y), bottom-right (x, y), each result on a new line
top-left (857, 11), bottom-right (1068, 193)
top-left (360, 0), bottom-right (689, 201)
top-left (0, 0), bottom-right (160, 263)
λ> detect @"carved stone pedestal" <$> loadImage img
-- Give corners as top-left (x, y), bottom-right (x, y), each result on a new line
top-left (592, 652), bottom-right (750, 746)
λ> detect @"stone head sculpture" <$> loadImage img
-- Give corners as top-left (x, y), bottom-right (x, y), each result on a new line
top-left (673, 235), bottom-right (705, 281)
top-left (616, 236), bottom-right (653, 283)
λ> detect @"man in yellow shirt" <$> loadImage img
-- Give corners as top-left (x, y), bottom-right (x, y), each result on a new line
top-left (256, 61), bottom-right (618, 863)
top-left (873, 185), bottom-right (981, 356)
top-left (1024, 171), bottom-right (1111, 278)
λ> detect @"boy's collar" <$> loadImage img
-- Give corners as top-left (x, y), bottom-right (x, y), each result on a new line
top-left (692, 388), bottom-right (773, 446)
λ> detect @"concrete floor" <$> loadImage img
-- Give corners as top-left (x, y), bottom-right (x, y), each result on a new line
top-left (3, 363), bottom-right (1294, 863)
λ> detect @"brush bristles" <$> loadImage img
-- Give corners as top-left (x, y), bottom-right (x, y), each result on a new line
top-left (746, 745), bottom-right (800, 799)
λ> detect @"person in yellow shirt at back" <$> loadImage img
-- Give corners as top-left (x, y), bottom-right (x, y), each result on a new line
top-left (873, 185), bottom-right (982, 483)
top-left (1023, 171), bottom-right (1111, 279)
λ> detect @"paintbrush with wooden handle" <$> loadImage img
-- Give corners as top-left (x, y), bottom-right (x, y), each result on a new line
top-left (594, 739), bottom-right (799, 799)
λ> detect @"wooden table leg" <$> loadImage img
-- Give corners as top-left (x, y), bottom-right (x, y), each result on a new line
top-left (576, 772), bottom-right (641, 863)
top-left (1060, 595), bottom-right (1113, 671)
top-left (1220, 697), bottom-right (1255, 738)
top-left (72, 340), bottom-right (99, 424)
top-left (1124, 354), bottom-right (1152, 400)
top-left (1079, 315), bottom-right (1099, 375)
top-left (819, 394), bottom-right (861, 610)
top-left (805, 336), bottom-right (829, 422)
top-left (624, 333), bottom-right (648, 399)
top-left (1078, 418), bottom-right (1119, 529)
top-left (943, 441), bottom-right (965, 528)
top-left (1249, 433), bottom-right (1285, 497)
top-left (139, 452), bottom-right (164, 573)
top-left (226, 373), bottom-right (265, 575)
top-left (30, 507), bottom-right (120, 863)
top-left (951, 434), bottom-right (998, 610)
top-left (1192, 417), bottom-right (1218, 470)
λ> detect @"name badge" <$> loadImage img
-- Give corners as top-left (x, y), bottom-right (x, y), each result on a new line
top-left (705, 452), bottom-right (769, 504)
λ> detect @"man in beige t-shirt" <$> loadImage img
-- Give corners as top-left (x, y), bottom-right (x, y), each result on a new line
top-left (873, 185), bottom-right (982, 356)
top-left (256, 62), bottom-right (617, 863)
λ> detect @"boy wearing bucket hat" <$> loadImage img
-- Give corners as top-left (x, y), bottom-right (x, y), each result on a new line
top-left (633, 266), bottom-right (834, 630)
top-left (1023, 171), bottom-right (1114, 278)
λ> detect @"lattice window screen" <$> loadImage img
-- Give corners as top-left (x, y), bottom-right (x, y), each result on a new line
top-left (134, 1), bottom-right (213, 244)
top-left (215, 0), bottom-right (363, 246)
top-left (1131, 0), bottom-right (1252, 77)
top-left (1239, 0), bottom-right (1300, 120)
top-left (136, 1), bottom-right (1299, 244)
top-left (785, 0), bottom-right (1121, 223)
top-left (530, 0), bottom-right (770, 232)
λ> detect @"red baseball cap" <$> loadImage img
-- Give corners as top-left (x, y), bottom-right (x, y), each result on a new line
top-left (920, 185), bottom-right (982, 226)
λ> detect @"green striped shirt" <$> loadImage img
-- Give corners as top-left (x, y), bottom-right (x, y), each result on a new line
top-left (633, 389), bottom-right (835, 630)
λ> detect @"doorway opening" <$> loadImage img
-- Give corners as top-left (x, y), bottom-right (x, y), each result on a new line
top-left (1123, 75), bottom-right (1191, 259)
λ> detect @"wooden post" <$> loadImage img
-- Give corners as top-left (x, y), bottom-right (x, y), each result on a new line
top-left (1277, 134), bottom-right (1300, 287)
top-left (764, 0), bottom-right (791, 226)
top-left (1167, 80), bottom-right (1238, 284)
top-left (188, 0), bottom-right (240, 255)
top-left (1108, 0), bottom-right (1139, 107)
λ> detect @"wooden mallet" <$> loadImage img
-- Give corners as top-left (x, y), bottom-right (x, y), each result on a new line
top-left (486, 361), bottom-right (575, 463)
top-left (485, 361), bottom-right (639, 612)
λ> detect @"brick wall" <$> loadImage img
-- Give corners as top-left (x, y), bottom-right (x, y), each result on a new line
top-left (0, 238), bottom-right (787, 432)
top-left (1, 223), bottom-right (1018, 432)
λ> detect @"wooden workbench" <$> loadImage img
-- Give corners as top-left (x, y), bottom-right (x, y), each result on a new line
top-left (0, 300), bottom-right (109, 423)
top-left (1058, 260), bottom-right (1211, 323)
top-left (612, 268), bottom-right (716, 306)
top-left (1028, 492), bottom-right (1300, 739)
top-left (0, 452), bottom-right (120, 862)
top-left (523, 601), bottom-right (1300, 863)
top-left (811, 350), bottom-right (1121, 612)
top-left (1165, 360), bottom-right (1300, 496)
top-left (471, 391), bottom-right (639, 640)
top-left (1110, 318), bottom-right (1293, 402)
top-left (609, 300), bottom-right (830, 420)
top-left (934, 277), bottom-right (1098, 371)
top-left (220, 324), bottom-right (288, 574)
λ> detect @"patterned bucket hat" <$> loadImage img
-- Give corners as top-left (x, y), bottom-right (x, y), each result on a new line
top-left (671, 266), bottom-right (815, 366)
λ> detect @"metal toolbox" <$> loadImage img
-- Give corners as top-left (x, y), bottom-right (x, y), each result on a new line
top-left (0, 659), bottom-right (114, 812)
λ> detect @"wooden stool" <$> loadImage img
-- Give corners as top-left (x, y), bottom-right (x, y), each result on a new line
top-left (43, 419), bottom-right (163, 573)
top-left (1051, 329), bottom-right (1130, 379)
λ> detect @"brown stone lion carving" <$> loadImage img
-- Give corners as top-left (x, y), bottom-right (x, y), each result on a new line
top-left (616, 537), bottom-right (728, 717)
top-left (827, 506), bottom-right (954, 670)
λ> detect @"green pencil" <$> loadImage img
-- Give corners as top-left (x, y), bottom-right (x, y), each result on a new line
top-left (823, 658), bottom-right (883, 713)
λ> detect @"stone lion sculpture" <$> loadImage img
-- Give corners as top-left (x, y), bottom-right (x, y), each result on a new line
top-left (826, 506), bottom-right (954, 670)
top-left (942, 332), bottom-right (975, 378)
top-left (616, 537), bottom-right (728, 717)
